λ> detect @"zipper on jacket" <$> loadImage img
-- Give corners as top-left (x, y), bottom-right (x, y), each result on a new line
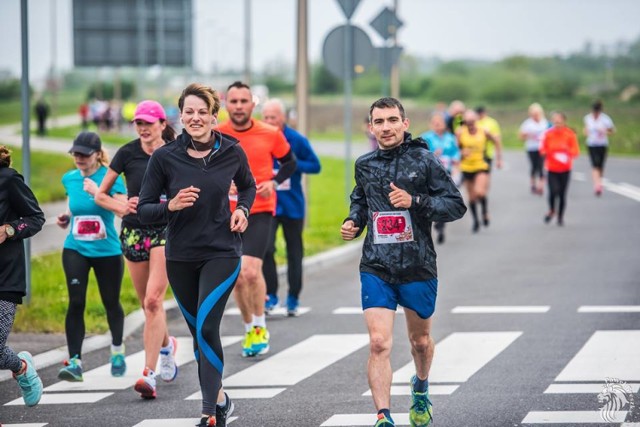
top-left (393, 151), bottom-right (404, 271)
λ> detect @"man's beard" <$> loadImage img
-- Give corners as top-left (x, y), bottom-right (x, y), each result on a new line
top-left (231, 114), bottom-right (250, 128)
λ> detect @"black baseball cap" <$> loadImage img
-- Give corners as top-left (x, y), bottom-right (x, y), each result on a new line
top-left (69, 132), bottom-right (101, 155)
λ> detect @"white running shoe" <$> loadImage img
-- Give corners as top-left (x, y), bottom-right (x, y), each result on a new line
top-left (134, 367), bottom-right (157, 399)
top-left (159, 336), bottom-right (178, 382)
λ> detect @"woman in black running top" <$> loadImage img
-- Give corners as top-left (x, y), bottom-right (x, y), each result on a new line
top-left (138, 83), bottom-right (256, 427)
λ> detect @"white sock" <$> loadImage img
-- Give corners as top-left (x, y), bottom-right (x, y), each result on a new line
top-left (111, 344), bottom-right (125, 354)
top-left (217, 393), bottom-right (227, 407)
top-left (253, 314), bottom-right (266, 328)
top-left (244, 322), bottom-right (253, 333)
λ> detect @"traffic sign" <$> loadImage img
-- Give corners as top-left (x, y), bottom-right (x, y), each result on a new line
top-left (370, 7), bottom-right (403, 41)
top-left (336, 0), bottom-right (361, 20)
top-left (322, 25), bottom-right (375, 80)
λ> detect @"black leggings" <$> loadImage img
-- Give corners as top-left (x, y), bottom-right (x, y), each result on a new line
top-left (0, 300), bottom-right (22, 373)
top-left (62, 249), bottom-right (125, 358)
top-left (547, 171), bottom-right (571, 219)
top-left (263, 217), bottom-right (305, 299)
top-left (167, 257), bottom-right (240, 415)
top-left (527, 150), bottom-right (544, 179)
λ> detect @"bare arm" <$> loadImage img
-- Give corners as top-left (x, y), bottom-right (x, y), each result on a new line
top-left (95, 168), bottom-right (130, 217)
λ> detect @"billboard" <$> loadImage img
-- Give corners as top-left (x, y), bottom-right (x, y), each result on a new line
top-left (73, 0), bottom-right (192, 67)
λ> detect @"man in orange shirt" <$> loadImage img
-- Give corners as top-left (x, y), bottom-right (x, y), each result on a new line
top-left (217, 81), bottom-right (296, 357)
top-left (539, 112), bottom-right (580, 226)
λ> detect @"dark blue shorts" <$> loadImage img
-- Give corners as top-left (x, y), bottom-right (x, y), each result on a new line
top-left (360, 272), bottom-right (438, 319)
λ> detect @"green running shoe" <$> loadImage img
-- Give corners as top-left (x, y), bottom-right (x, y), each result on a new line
top-left (242, 329), bottom-right (256, 358)
top-left (409, 375), bottom-right (433, 427)
top-left (14, 351), bottom-right (43, 407)
top-left (58, 355), bottom-right (83, 382)
top-left (251, 326), bottom-right (270, 355)
top-left (374, 413), bottom-right (395, 426)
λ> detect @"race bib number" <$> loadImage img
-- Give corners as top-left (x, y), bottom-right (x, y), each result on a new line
top-left (72, 215), bottom-right (107, 241)
top-left (372, 211), bottom-right (414, 244)
top-left (553, 152), bottom-right (570, 164)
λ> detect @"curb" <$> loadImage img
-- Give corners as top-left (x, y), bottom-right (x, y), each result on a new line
top-left (0, 240), bottom-right (363, 383)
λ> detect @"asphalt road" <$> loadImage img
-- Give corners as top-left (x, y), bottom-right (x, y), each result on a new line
top-left (1, 149), bottom-right (639, 427)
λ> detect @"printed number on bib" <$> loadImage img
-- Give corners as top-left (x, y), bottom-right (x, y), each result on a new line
top-left (72, 215), bottom-right (107, 241)
top-left (372, 211), bottom-right (414, 244)
top-left (553, 152), bottom-right (570, 164)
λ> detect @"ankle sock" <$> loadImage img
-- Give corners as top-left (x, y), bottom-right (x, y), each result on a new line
top-left (378, 408), bottom-right (392, 420)
top-left (244, 322), bottom-right (253, 333)
top-left (217, 393), bottom-right (227, 408)
top-left (253, 314), bottom-right (266, 328)
top-left (413, 375), bottom-right (429, 393)
top-left (111, 344), bottom-right (124, 354)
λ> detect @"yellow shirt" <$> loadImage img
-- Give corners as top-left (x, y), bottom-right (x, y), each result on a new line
top-left (458, 126), bottom-right (489, 173)
top-left (477, 115), bottom-right (500, 159)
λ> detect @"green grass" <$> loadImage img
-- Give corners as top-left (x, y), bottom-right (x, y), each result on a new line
top-left (0, 90), bottom-right (86, 125)
top-left (43, 124), bottom-right (134, 146)
top-left (6, 147), bottom-right (75, 203)
top-left (15, 156), bottom-right (354, 333)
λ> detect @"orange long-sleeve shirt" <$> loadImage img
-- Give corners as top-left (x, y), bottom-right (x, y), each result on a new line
top-left (540, 126), bottom-right (580, 173)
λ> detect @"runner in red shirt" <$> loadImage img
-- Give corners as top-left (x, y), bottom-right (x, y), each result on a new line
top-left (539, 112), bottom-right (580, 226)
top-left (217, 81), bottom-right (296, 358)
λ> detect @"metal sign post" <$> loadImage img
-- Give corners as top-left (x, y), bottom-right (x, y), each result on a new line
top-left (20, 0), bottom-right (32, 304)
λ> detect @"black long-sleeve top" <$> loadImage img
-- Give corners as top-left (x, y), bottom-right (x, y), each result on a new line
top-left (0, 167), bottom-right (45, 302)
top-left (137, 131), bottom-right (256, 262)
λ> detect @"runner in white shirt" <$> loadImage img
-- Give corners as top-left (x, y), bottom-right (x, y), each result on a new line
top-left (583, 100), bottom-right (615, 196)
top-left (519, 103), bottom-right (550, 195)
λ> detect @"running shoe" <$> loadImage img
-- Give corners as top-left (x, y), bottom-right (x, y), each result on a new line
top-left (111, 348), bottom-right (126, 377)
top-left (265, 294), bottom-right (279, 314)
top-left (134, 367), bottom-right (157, 399)
top-left (251, 326), bottom-right (270, 355)
top-left (216, 392), bottom-right (234, 427)
top-left (409, 375), bottom-right (433, 427)
top-left (286, 295), bottom-right (299, 317)
top-left (374, 413), bottom-right (395, 426)
top-left (472, 221), bottom-right (480, 233)
top-left (58, 355), bottom-right (83, 382)
top-left (241, 329), bottom-right (256, 358)
top-left (14, 351), bottom-right (43, 407)
top-left (159, 336), bottom-right (178, 382)
top-left (197, 415), bottom-right (216, 426)
top-left (483, 215), bottom-right (490, 227)
top-left (544, 211), bottom-right (554, 224)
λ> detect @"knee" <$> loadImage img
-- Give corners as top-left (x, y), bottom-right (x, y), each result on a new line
top-left (409, 334), bottom-right (432, 355)
top-left (144, 294), bottom-right (164, 315)
top-left (239, 265), bottom-right (260, 284)
top-left (369, 333), bottom-right (392, 357)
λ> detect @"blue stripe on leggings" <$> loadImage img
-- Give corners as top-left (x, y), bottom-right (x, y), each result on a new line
top-left (175, 297), bottom-right (196, 328)
top-left (196, 260), bottom-right (241, 375)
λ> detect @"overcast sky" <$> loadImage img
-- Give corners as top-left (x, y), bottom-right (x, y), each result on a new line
top-left (1, 0), bottom-right (639, 81)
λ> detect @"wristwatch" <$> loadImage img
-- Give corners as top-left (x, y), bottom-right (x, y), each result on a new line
top-left (236, 205), bottom-right (250, 219)
top-left (5, 224), bottom-right (15, 238)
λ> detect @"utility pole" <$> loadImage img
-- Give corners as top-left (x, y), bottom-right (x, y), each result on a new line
top-left (390, 0), bottom-right (400, 98)
top-left (20, 0), bottom-right (32, 304)
top-left (244, 0), bottom-right (252, 84)
top-left (295, 0), bottom-right (309, 137)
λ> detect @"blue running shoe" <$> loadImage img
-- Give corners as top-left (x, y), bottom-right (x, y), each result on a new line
top-left (111, 350), bottom-right (126, 377)
top-left (374, 412), bottom-right (395, 426)
top-left (265, 294), bottom-right (279, 314)
top-left (409, 375), bottom-right (433, 426)
top-left (286, 295), bottom-right (299, 317)
top-left (14, 351), bottom-right (43, 407)
top-left (58, 355), bottom-right (83, 382)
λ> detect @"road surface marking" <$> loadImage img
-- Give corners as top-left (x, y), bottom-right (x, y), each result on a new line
top-left (186, 388), bottom-right (286, 400)
top-left (451, 306), bottom-right (550, 314)
top-left (5, 392), bottom-right (112, 406)
top-left (133, 417), bottom-right (238, 426)
top-left (224, 334), bottom-right (369, 387)
top-left (545, 383), bottom-right (640, 393)
top-left (578, 306), bottom-right (640, 313)
top-left (555, 330), bottom-right (640, 382)
top-left (225, 307), bottom-right (311, 316)
top-left (321, 413), bottom-right (410, 426)
top-left (521, 410), bottom-right (627, 423)
top-left (362, 384), bottom-right (458, 396)
top-left (333, 307), bottom-right (404, 314)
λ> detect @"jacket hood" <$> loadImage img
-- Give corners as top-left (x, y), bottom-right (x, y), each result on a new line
top-left (376, 132), bottom-right (429, 159)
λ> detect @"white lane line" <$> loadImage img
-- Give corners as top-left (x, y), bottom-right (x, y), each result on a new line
top-left (392, 331), bottom-right (522, 383)
top-left (2, 424), bottom-right (48, 427)
top-left (545, 383), bottom-right (640, 394)
top-left (578, 306), bottom-right (640, 313)
top-left (44, 336), bottom-right (241, 392)
top-left (521, 410), bottom-right (627, 423)
top-left (555, 330), bottom-right (640, 382)
top-left (186, 388), bottom-right (286, 400)
top-left (362, 384), bottom-right (458, 396)
top-left (224, 334), bottom-right (369, 387)
top-left (604, 181), bottom-right (640, 202)
top-left (451, 306), bottom-right (550, 314)
top-left (225, 307), bottom-right (311, 316)
top-left (133, 417), bottom-right (238, 426)
top-left (4, 392), bottom-right (113, 406)
top-left (573, 171), bottom-right (586, 181)
top-left (333, 307), bottom-right (404, 314)
top-left (321, 413), bottom-right (410, 426)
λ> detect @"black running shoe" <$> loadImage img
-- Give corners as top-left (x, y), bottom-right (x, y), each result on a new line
top-left (216, 392), bottom-right (234, 427)
top-left (196, 415), bottom-right (216, 426)
top-left (472, 221), bottom-right (480, 233)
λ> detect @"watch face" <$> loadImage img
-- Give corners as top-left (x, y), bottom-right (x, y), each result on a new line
top-left (6, 226), bottom-right (15, 237)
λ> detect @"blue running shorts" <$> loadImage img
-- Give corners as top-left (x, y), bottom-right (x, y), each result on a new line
top-left (360, 272), bottom-right (438, 319)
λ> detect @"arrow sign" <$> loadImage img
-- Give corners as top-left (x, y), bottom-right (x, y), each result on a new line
top-left (370, 7), bottom-right (403, 40)
top-left (336, 0), bottom-right (361, 20)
